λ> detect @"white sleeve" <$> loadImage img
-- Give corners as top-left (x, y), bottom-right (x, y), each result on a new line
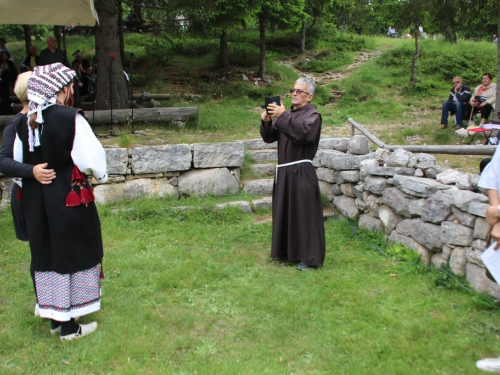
top-left (13, 133), bottom-right (23, 163)
top-left (479, 147), bottom-right (500, 191)
top-left (71, 113), bottom-right (108, 183)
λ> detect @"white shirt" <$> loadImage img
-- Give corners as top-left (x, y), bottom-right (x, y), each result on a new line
top-left (14, 113), bottom-right (108, 183)
top-left (478, 147), bottom-right (500, 191)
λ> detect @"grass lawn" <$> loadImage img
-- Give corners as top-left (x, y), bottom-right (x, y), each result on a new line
top-left (1, 196), bottom-right (500, 374)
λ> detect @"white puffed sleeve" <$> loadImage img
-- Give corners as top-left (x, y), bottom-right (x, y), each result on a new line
top-left (479, 147), bottom-right (500, 191)
top-left (13, 133), bottom-right (23, 163)
top-left (71, 113), bottom-right (108, 183)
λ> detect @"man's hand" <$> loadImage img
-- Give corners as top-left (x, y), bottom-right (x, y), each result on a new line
top-left (480, 101), bottom-right (488, 107)
top-left (486, 205), bottom-right (500, 226)
top-left (491, 221), bottom-right (500, 249)
top-left (267, 103), bottom-right (286, 118)
top-left (261, 110), bottom-right (272, 122)
top-left (33, 163), bottom-right (55, 184)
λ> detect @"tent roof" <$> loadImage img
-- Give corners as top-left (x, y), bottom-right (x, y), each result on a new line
top-left (0, 0), bottom-right (98, 26)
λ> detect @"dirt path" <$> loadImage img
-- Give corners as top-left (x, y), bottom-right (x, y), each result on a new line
top-left (277, 51), bottom-right (381, 86)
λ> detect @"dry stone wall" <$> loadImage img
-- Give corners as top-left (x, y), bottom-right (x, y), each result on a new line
top-left (1, 135), bottom-right (499, 298)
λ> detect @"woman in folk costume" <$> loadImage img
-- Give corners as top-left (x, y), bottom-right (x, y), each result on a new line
top-left (13, 63), bottom-right (108, 341)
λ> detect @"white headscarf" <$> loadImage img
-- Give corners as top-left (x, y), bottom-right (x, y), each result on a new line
top-left (26, 63), bottom-right (76, 151)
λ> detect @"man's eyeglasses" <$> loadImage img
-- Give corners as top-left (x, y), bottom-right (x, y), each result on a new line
top-left (453, 81), bottom-right (460, 84)
top-left (290, 88), bottom-right (309, 94)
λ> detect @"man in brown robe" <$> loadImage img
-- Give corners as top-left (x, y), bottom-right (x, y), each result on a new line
top-left (260, 77), bottom-right (326, 270)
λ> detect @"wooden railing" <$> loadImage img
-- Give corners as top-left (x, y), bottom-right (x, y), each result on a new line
top-left (348, 118), bottom-right (496, 156)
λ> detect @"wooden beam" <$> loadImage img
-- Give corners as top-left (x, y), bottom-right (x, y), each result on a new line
top-left (0, 107), bottom-right (198, 127)
top-left (347, 118), bottom-right (385, 148)
top-left (348, 118), bottom-right (496, 155)
top-left (383, 144), bottom-right (496, 155)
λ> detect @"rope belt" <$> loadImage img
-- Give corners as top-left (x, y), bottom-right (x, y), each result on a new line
top-left (275, 159), bottom-right (312, 183)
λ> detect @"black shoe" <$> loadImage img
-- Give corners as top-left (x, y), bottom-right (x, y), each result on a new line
top-left (296, 262), bottom-right (310, 270)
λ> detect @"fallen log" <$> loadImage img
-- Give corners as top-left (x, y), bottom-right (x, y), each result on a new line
top-left (0, 107), bottom-right (198, 127)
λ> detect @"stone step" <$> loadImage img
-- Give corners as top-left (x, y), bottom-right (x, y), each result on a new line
top-left (250, 163), bottom-right (276, 177)
top-left (246, 149), bottom-right (278, 163)
top-left (243, 179), bottom-right (274, 195)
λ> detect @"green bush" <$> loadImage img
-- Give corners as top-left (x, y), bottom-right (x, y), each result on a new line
top-left (172, 37), bottom-right (218, 57)
top-left (296, 51), bottom-right (353, 72)
top-left (227, 43), bottom-right (260, 67)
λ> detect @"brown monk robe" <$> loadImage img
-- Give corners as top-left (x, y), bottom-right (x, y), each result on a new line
top-left (260, 78), bottom-right (325, 268)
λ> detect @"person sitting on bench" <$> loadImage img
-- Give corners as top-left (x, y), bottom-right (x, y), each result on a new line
top-left (440, 76), bottom-right (471, 129)
top-left (469, 72), bottom-right (497, 126)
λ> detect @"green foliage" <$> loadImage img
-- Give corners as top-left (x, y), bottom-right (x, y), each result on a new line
top-left (376, 45), bottom-right (413, 75)
top-left (172, 37), bottom-right (219, 57)
top-left (296, 50), bottom-right (353, 72)
top-left (226, 43), bottom-right (260, 67)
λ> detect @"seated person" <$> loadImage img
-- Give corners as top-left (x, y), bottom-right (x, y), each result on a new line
top-left (72, 51), bottom-right (90, 71)
top-left (386, 26), bottom-right (397, 38)
top-left (440, 76), bottom-right (471, 129)
top-left (124, 12), bottom-right (140, 29)
top-left (470, 72), bottom-right (497, 126)
top-left (0, 51), bottom-right (18, 115)
top-left (20, 45), bottom-right (39, 72)
top-left (79, 66), bottom-right (93, 101)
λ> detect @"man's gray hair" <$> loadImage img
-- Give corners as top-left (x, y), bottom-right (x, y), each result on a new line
top-left (452, 76), bottom-right (462, 83)
top-left (296, 77), bottom-right (316, 95)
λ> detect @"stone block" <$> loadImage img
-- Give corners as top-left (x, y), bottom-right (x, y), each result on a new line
top-left (131, 144), bottom-right (192, 174)
top-left (321, 153), bottom-right (374, 170)
top-left (358, 214), bottom-right (384, 232)
top-left (241, 139), bottom-right (277, 149)
top-left (243, 179), bottom-right (274, 196)
top-left (440, 221), bottom-right (473, 247)
top-left (392, 175), bottom-right (454, 198)
top-left (389, 231), bottom-right (431, 266)
top-left (333, 195), bottom-right (359, 219)
top-left (450, 247), bottom-right (467, 276)
top-left (105, 148), bottom-right (128, 175)
top-left (379, 205), bottom-right (402, 234)
top-left (364, 176), bottom-right (390, 195)
top-left (179, 168), bottom-right (240, 196)
top-left (421, 191), bottom-right (452, 223)
top-left (246, 149), bottom-right (278, 163)
top-left (473, 217), bottom-right (489, 240)
top-left (382, 187), bottom-right (412, 217)
top-left (385, 148), bottom-right (412, 167)
top-left (340, 183), bottom-right (356, 198)
top-left (431, 254), bottom-right (447, 269)
top-left (215, 201), bottom-right (252, 213)
top-left (193, 142), bottom-right (244, 168)
top-left (250, 164), bottom-right (276, 177)
top-left (316, 168), bottom-right (336, 183)
top-left (451, 206), bottom-right (476, 227)
top-left (466, 263), bottom-right (500, 299)
top-left (467, 202), bottom-right (488, 218)
top-left (252, 196), bottom-right (273, 210)
top-left (348, 135), bottom-right (370, 155)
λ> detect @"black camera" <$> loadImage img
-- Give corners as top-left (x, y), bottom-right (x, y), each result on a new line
top-left (261, 96), bottom-right (281, 114)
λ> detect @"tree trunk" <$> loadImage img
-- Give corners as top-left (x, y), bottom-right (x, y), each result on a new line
top-left (23, 25), bottom-right (31, 54)
top-left (93, 0), bottom-right (129, 110)
top-left (270, 21), bottom-right (277, 33)
top-left (410, 26), bottom-right (419, 85)
top-left (133, 0), bottom-right (143, 21)
top-left (445, 26), bottom-right (457, 44)
top-left (258, 13), bottom-right (266, 80)
top-left (117, 0), bottom-right (126, 64)
top-left (54, 26), bottom-right (62, 49)
top-left (218, 28), bottom-right (228, 70)
top-left (62, 28), bottom-right (67, 53)
top-left (300, 20), bottom-right (306, 53)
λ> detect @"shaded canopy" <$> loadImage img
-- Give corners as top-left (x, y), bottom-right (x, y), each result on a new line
top-left (0, 0), bottom-right (98, 26)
